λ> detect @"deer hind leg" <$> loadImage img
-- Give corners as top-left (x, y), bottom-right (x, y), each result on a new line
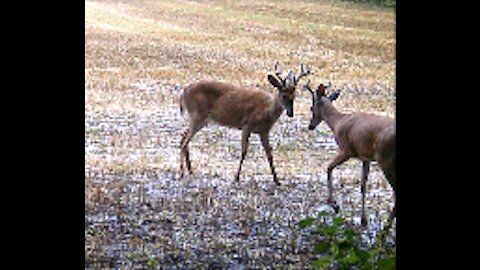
top-left (326, 151), bottom-right (350, 212)
top-left (384, 201), bottom-right (396, 232)
top-left (376, 153), bottom-right (396, 238)
top-left (380, 165), bottom-right (396, 241)
top-left (235, 126), bottom-right (251, 182)
top-left (260, 133), bottom-right (279, 185)
top-left (179, 128), bottom-right (190, 177)
top-left (361, 161), bottom-right (371, 227)
top-left (382, 163), bottom-right (396, 195)
top-left (180, 117), bottom-right (207, 178)
top-left (378, 193), bottom-right (396, 244)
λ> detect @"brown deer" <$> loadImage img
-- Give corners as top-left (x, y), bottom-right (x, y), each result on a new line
top-left (179, 63), bottom-right (312, 185)
top-left (304, 81), bottom-right (395, 232)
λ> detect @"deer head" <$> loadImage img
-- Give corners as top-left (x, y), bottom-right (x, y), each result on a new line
top-left (303, 80), bottom-right (340, 130)
top-left (267, 62), bottom-right (312, 117)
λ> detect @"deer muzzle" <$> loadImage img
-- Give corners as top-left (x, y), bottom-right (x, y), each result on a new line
top-left (287, 108), bottom-right (293, 117)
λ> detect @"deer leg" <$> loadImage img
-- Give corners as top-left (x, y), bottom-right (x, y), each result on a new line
top-left (235, 127), bottom-right (251, 182)
top-left (384, 202), bottom-right (396, 232)
top-left (361, 161), bottom-right (370, 227)
top-left (179, 128), bottom-right (189, 176)
top-left (378, 194), bottom-right (396, 244)
top-left (326, 152), bottom-right (350, 212)
top-left (180, 118), bottom-right (206, 178)
top-left (384, 168), bottom-right (396, 195)
top-left (260, 133), bottom-right (279, 185)
top-left (378, 161), bottom-right (396, 240)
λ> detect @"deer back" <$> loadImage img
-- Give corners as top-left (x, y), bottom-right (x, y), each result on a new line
top-left (182, 80), bottom-right (279, 132)
top-left (182, 80), bottom-right (236, 116)
top-left (334, 113), bottom-right (394, 161)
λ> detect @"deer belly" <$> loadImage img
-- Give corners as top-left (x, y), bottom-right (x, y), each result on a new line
top-left (210, 102), bottom-right (261, 129)
top-left (209, 111), bottom-right (245, 129)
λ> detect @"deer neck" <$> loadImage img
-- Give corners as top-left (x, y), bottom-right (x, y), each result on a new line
top-left (322, 103), bottom-right (345, 131)
top-left (268, 95), bottom-right (285, 121)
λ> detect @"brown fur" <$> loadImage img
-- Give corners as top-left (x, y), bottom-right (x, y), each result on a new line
top-left (182, 80), bottom-right (287, 133)
top-left (309, 94), bottom-right (395, 232)
top-left (330, 112), bottom-right (394, 162)
top-left (179, 79), bottom-right (298, 184)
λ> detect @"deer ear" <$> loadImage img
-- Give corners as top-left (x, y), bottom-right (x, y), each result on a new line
top-left (328, 90), bottom-right (340, 101)
top-left (316, 84), bottom-right (325, 97)
top-left (268, 74), bottom-right (283, 89)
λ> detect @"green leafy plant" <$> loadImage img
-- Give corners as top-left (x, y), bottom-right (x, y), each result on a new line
top-left (85, 255), bottom-right (92, 264)
top-left (127, 251), bottom-right (141, 261)
top-left (298, 211), bottom-right (395, 270)
top-left (147, 257), bottom-right (158, 269)
top-left (87, 127), bottom-right (100, 136)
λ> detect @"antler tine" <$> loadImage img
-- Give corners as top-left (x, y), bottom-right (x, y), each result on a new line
top-left (303, 79), bottom-right (316, 104)
top-left (295, 63), bottom-right (312, 85)
top-left (274, 61), bottom-right (281, 73)
top-left (303, 79), bottom-right (314, 95)
top-left (274, 61), bottom-right (286, 85)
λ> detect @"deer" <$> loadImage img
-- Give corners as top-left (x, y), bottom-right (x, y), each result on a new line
top-left (179, 63), bottom-right (312, 185)
top-left (303, 81), bottom-right (396, 234)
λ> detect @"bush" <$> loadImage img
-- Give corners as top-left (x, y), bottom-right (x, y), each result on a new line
top-left (297, 211), bottom-right (395, 270)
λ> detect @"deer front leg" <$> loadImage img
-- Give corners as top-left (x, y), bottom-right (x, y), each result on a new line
top-left (179, 128), bottom-right (189, 178)
top-left (179, 117), bottom-right (207, 178)
top-left (361, 161), bottom-right (371, 227)
top-left (326, 151), bottom-right (350, 212)
top-left (260, 132), bottom-right (279, 185)
top-left (235, 127), bottom-right (251, 182)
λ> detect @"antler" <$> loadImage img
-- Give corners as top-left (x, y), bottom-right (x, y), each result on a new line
top-left (303, 79), bottom-right (315, 102)
top-left (303, 79), bottom-right (314, 94)
top-left (295, 64), bottom-right (312, 85)
top-left (273, 62), bottom-right (286, 86)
